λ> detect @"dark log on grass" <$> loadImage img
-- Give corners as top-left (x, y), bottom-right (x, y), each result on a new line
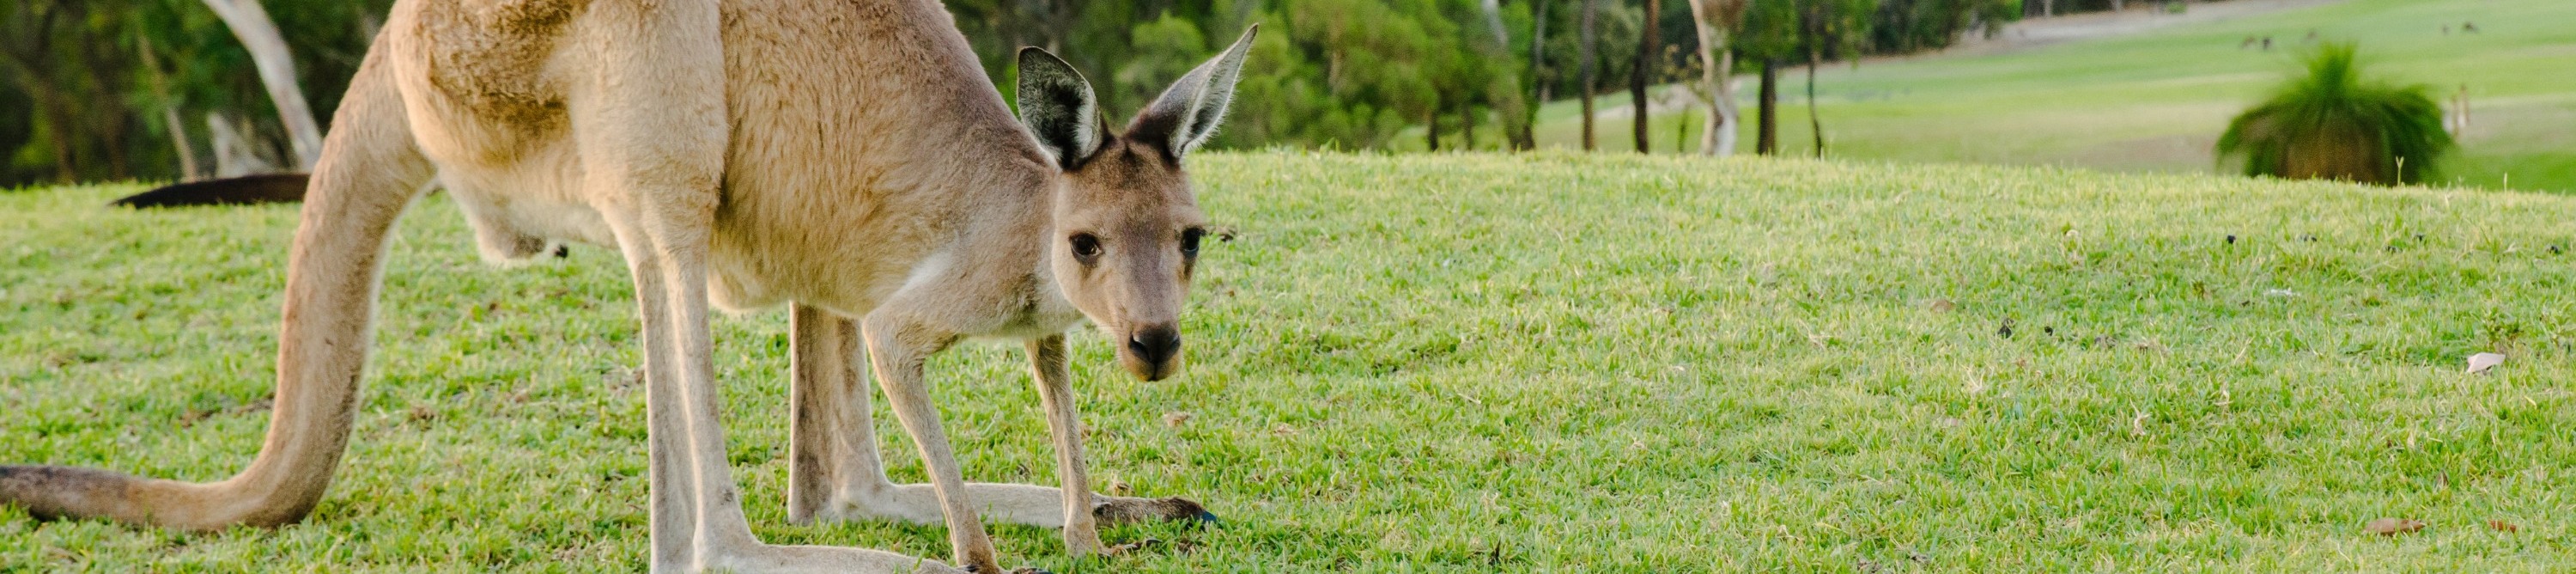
top-left (112, 173), bottom-right (308, 208)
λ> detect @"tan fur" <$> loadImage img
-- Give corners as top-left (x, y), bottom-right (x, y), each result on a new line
top-left (0, 1), bottom-right (1251, 572)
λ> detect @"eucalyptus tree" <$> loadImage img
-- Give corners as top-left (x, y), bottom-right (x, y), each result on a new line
top-left (1686, 0), bottom-right (1751, 156)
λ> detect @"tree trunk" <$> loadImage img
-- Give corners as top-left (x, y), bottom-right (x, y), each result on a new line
top-left (1426, 103), bottom-right (1442, 151)
top-left (1807, 46), bottom-right (1823, 157)
top-left (1803, 3), bottom-right (1824, 158)
top-left (209, 112), bottom-right (282, 177)
top-left (161, 106), bottom-right (203, 181)
top-left (137, 34), bottom-right (204, 181)
top-left (200, 0), bottom-right (323, 169)
top-left (1579, 0), bottom-right (1600, 150)
top-left (1462, 105), bottom-right (1479, 150)
top-left (2042, 0), bottom-right (2055, 17)
top-left (1675, 104), bottom-right (1690, 151)
top-left (1633, 0), bottom-right (1659, 153)
top-left (36, 93), bottom-right (77, 181)
top-left (69, 18), bottom-right (134, 180)
top-left (1756, 58), bottom-right (1777, 156)
top-left (1477, 0), bottom-right (1534, 150)
top-left (1533, 0), bottom-right (1552, 105)
top-left (1687, 0), bottom-right (1747, 156)
top-left (3, 61), bottom-right (84, 181)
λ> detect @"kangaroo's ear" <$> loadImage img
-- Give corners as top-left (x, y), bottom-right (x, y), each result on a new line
top-left (1127, 24), bottom-right (1258, 157)
top-left (1016, 47), bottom-right (1103, 170)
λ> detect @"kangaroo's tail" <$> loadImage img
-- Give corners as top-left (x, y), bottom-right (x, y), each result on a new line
top-left (111, 173), bottom-right (312, 208)
top-left (1, 37), bottom-right (433, 531)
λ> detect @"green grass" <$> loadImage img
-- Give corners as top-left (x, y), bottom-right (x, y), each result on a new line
top-left (1515, 0), bottom-right (2576, 193)
top-left (5, 152), bottom-right (2576, 571)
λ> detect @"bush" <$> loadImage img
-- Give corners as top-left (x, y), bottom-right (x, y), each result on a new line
top-left (2216, 43), bottom-right (2453, 186)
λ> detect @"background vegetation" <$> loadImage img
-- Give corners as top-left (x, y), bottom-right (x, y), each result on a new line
top-left (3, 0), bottom-right (2061, 186)
top-left (2216, 42), bottom-right (2451, 186)
top-left (1552, 0), bottom-right (2574, 192)
top-left (4, 153), bottom-right (2572, 571)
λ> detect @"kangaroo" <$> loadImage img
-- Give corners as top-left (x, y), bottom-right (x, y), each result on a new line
top-left (0, 0), bottom-right (1255, 571)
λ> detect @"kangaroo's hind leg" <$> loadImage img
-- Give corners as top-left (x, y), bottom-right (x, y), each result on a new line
top-left (558, 0), bottom-right (957, 571)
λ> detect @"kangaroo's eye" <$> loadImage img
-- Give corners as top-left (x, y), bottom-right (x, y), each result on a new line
top-left (1181, 229), bottom-right (1205, 256)
top-left (1069, 234), bottom-right (1103, 261)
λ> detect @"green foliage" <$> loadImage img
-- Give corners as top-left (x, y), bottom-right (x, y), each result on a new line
top-left (2, 0), bottom-right (2029, 184)
top-left (7, 154), bottom-right (2574, 570)
top-left (0, 0), bottom-right (395, 186)
top-left (2217, 43), bottom-right (2453, 186)
top-left (1869, 0), bottom-right (2020, 53)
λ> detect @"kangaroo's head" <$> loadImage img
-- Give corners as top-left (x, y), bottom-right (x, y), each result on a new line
top-left (1016, 27), bottom-right (1256, 382)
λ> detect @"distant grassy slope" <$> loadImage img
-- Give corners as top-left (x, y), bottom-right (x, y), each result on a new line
top-left (1527, 0), bottom-right (2576, 192)
top-left (4, 152), bottom-right (2573, 571)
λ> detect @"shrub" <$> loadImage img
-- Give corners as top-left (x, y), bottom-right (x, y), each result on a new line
top-left (2216, 43), bottom-right (2453, 186)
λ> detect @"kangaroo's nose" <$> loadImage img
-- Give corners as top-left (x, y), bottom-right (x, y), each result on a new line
top-left (1127, 325), bottom-right (1182, 366)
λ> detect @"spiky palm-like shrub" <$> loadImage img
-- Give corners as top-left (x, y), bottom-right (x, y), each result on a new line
top-left (2217, 43), bottom-right (2453, 186)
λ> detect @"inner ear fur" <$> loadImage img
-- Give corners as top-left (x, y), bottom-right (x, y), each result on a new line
top-left (1015, 47), bottom-right (1102, 170)
top-left (1126, 24), bottom-right (1259, 158)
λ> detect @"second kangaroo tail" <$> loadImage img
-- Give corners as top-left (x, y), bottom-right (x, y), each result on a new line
top-left (0, 40), bottom-right (434, 531)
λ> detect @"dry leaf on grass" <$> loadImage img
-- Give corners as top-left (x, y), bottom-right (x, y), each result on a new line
top-left (2467, 352), bottom-right (2506, 375)
top-left (1162, 412), bottom-right (1193, 427)
top-left (2365, 517), bottom-right (2427, 535)
top-left (2488, 520), bottom-right (2520, 533)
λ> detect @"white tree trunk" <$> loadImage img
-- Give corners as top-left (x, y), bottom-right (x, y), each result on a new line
top-left (1708, 49), bottom-right (1739, 156)
top-left (1479, 0), bottom-right (1510, 46)
top-left (208, 112), bottom-right (282, 178)
top-left (200, 0), bottom-right (322, 170)
top-left (1688, 0), bottom-right (1748, 156)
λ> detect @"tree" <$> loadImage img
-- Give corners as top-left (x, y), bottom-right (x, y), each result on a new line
top-left (0, 0), bottom-right (394, 186)
top-left (1735, 0), bottom-right (1803, 156)
top-left (1686, 0), bottom-right (1750, 156)
top-left (1631, 0), bottom-right (1658, 153)
top-left (1868, 0), bottom-right (2017, 54)
top-left (1578, 0), bottom-right (1599, 150)
top-left (1755, 58), bottom-right (1778, 154)
top-left (1724, 0), bottom-right (1874, 157)
top-left (1528, 0), bottom-right (1552, 148)
top-left (199, 0), bottom-right (320, 169)
top-left (136, 32), bottom-right (202, 180)
top-left (1474, 0), bottom-right (1534, 150)
top-left (0, 0), bottom-right (2035, 182)
top-left (2217, 43), bottom-right (2452, 186)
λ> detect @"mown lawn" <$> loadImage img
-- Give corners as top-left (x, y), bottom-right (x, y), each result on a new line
top-left (1516, 0), bottom-right (2576, 194)
top-left (3, 152), bottom-right (2573, 571)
